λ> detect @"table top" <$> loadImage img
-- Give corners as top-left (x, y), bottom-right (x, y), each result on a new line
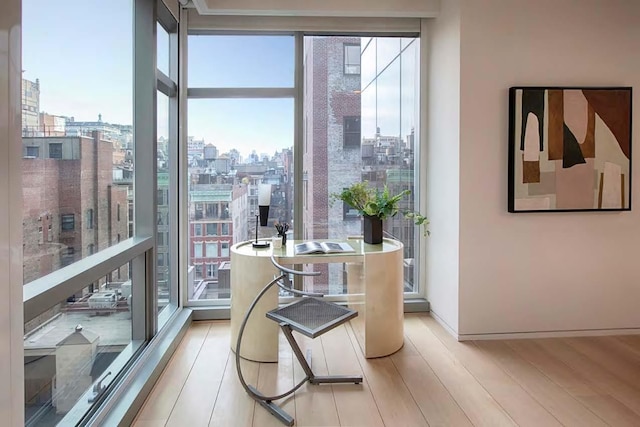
top-left (232, 237), bottom-right (402, 264)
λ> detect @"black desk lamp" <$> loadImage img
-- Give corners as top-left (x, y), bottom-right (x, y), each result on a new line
top-left (252, 183), bottom-right (271, 248)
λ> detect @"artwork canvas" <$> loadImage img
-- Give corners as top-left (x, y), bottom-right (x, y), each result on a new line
top-left (508, 87), bottom-right (632, 212)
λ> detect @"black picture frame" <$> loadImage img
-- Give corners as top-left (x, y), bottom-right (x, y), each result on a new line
top-left (508, 86), bottom-right (632, 212)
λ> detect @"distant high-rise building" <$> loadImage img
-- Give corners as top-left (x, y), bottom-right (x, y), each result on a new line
top-left (22, 78), bottom-right (40, 136)
top-left (187, 136), bottom-right (205, 160)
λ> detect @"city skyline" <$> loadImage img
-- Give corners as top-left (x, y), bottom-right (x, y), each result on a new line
top-left (23, 2), bottom-right (418, 159)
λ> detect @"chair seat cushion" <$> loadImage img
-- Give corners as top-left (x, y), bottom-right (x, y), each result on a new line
top-left (266, 298), bottom-right (358, 338)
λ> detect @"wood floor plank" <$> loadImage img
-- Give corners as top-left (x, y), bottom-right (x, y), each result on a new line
top-left (475, 340), bottom-right (607, 427)
top-left (404, 317), bottom-right (516, 427)
top-left (166, 322), bottom-right (230, 426)
top-left (208, 354), bottom-right (258, 427)
top-left (252, 333), bottom-right (296, 427)
top-left (321, 324), bottom-right (384, 427)
top-left (135, 322), bottom-right (211, 422)
top-left (390, 337), bottom-right (473, 427)
top-left (136, 315), bottom-right (640, 427)
top-left (291, 333), bottom-right (341, 427)
top-left (132, 420), bottom-right (167, 427)
top-left (614, 335), bottom-right (640, 357)
top-left (420, 316), bottom-right (560, 427)
top-left (506, 339), bottom-right (640, 426)
top-left (345, 321), bottom-right (429, 427)
top-left (536, 338), bottom-right (640, 417)
top-left (566, 336), bottom-right (640, 391)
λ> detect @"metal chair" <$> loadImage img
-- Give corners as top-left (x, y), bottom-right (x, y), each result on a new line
top-left (235, 255), bottom-right (363, 426)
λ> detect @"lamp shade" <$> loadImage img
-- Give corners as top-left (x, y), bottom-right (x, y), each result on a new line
top-left (258, 184), bottom-right (272, 206)
top-left (258, 184), bottom-right (272, 226)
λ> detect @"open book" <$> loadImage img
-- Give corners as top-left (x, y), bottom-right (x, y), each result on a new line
top-left (294, 241), bottom-right (355, 255)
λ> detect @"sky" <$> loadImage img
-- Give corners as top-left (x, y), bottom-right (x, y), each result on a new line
top-left (23, 1), bottom-right (418, 159)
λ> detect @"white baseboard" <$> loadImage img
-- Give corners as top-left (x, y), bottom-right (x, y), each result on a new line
top-left (458, 327), bottom-right (640, 341)
top-left (427, 310), bottom-right (640, 341)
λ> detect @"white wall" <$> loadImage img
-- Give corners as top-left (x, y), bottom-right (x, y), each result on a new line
top-left (456, 0), bottom-right (640, 336)
top-left (0, 0), bottom-right (25, 423)
top-left (425, 0), bottom-right (461, 333)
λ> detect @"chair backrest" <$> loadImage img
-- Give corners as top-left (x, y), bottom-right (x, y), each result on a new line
top-left (269, 255), bottom-right (324, 298)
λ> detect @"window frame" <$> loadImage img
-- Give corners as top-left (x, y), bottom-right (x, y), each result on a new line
top-left (343, 116), bottom-right (361, 148)
top-left (61, 213), bottom-right (75, 231)
top-left (48, 142), bottom-right (62, 159)
top-left (343, 43), bottom-right (361, 75)
top-left (183, 20), bottom-right (425, 310)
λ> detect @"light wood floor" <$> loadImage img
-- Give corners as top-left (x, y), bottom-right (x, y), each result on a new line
top-left (133, 313), bottom-right (640, 427)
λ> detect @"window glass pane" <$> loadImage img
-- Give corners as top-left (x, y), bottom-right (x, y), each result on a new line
top-left (361, 38), bottom-right (376, 91)
top-left (188, 35), bottom-right (294, 88)
top-left (303, 35), bottom-right (420, 295)
top-left (221, 242), bottom-right (230, 257)
top-left (206, 242), bottom-right (218, 257)
top-left (344, 44), bottom-right (361, 74)
top-left (157, 91), bottom-right (171, 313)
top-left (187, 97), bottom-right (294, 301)
top-left (157, 22), bottom-right (170, 77)
top-left (24, 261), bottom-right (137, 425)
top-left (22, 0), bottom-right (133, 285)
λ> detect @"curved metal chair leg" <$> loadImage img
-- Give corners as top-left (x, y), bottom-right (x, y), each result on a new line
top-left (235, 258), bottom-right (363, 426)
top-left (235, 274), bottom-right (307, 426)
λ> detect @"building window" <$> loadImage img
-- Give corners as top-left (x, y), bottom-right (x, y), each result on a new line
top-left (344, 44), bottom-right (361, 74)
top-left (194, 223), bottom-right (202, 236)
top-left (221, 242), bottom-right (230, 257)
top-left (221, 223), bottom-right (229, 235)
top-left (157, 232), bottom-right (164, 246)
top-left (61, 214), bottom-right (75, 231)
top-left (48, 143), bottom-right (62, 159)
top-left (206, 223), bottom-right (217, 236)
top-left (47, 224), bottom-right (53, 242)
top-left (117, 203), bottom-right (121, 221)
top-left (194, 242), bottom-right (203, 258)
top-left (206, 263), bottom-right (217, 278)
top-left (195, 264), bottom-right (203, 279)
top-left (205, 242), bottom-right (218, 257)
top-left (87, 244), bottom-right (95, 255)
top-left (344, 116), bottom-right (361, 148)
top-left (26, 146), bottom-right (39, 157)
top-left (86, 209), bottom-right (94, 229)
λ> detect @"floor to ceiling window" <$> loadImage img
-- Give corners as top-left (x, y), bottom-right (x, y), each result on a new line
top-left (21, 0), bottom-right (168, 424)
top-left (156, 3), bottom-right (179, 325)
top-left (184, 24), bottom-right (421, 304)
top-left (186, 34), bottom-right (295, 304)
top-left (302, 35), bottom-right (420, 295)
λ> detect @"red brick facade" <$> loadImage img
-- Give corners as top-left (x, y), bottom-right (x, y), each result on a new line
top-left (22, 132), bottom-right (129, 284)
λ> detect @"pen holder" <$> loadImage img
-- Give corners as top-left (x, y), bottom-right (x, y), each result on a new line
top-left (272, 235), bottom-right (283, 249)
top-left (278, 233), bottom-right (287, 245)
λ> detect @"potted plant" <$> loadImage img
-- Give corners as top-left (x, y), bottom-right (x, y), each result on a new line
top-left (331, 181), bottom-right (429, 244)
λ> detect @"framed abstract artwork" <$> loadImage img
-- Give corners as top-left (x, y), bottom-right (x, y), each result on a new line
top-left (508, 86), bottom-right (632, 212)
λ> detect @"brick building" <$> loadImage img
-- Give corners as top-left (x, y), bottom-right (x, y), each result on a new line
top-left (22, 131), bottom-right (129, 285)
top-left (303, 37), bottom-right (362, 243)
top-left (303, 37), bottom-right (362, 289)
